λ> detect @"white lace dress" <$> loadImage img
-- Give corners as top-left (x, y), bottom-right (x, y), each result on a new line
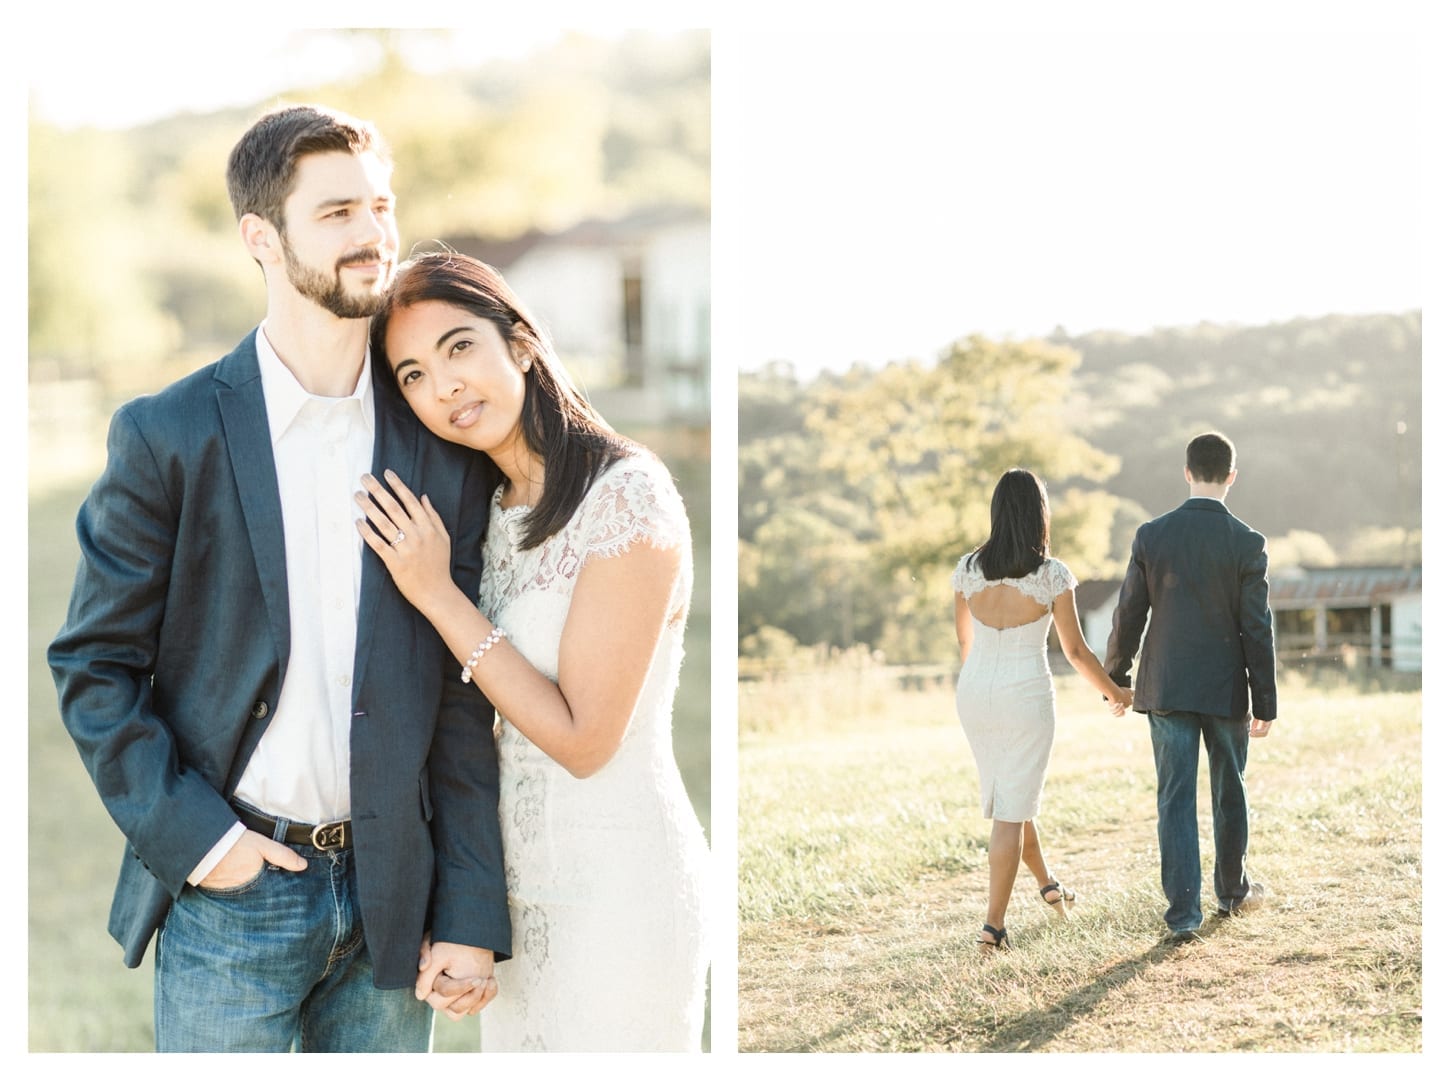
top-left (475, 453), bottom-right (709, 1052)
top-left (951, 555), bottom-right (1078, 821)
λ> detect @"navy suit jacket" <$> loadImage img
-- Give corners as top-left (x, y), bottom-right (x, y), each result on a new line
top-left (48, 331), bottom-right (511, 988)
top-left (1104, 497), bottom-right (1277, 722)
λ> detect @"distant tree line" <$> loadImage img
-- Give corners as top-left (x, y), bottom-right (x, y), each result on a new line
top-left (740, 311), bottom-right (1421, 668)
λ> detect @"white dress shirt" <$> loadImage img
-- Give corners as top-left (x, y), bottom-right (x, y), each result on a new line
top-left (189, 326), bottom-right (375, 883)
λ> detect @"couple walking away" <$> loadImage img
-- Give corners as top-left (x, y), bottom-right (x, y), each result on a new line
top-left (47, 104), bottom-right (708, 1052)
top-left (952, 433), bottom-right (1277, 953)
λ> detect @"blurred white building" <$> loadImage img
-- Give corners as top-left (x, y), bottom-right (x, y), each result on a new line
top-left (1071, 565), bottom-right (1422, 674)
top-left (456, 206), bottom-right (709, 427)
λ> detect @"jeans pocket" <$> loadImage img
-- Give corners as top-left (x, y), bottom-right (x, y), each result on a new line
top-left (195, 861), bottom-right (269, 898)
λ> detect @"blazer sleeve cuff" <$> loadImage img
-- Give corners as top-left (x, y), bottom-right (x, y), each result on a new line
top-left (430, 899), bottom-right (513, 963)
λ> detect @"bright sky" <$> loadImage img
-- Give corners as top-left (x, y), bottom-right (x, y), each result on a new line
top-left (714, 27), bottom-right (1424, 375)
top-left (25, 26), bottom-right (593, 129)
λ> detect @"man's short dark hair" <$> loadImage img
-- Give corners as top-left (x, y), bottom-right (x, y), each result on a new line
top-left (1186, 431), bottom-right (1236, 484)
top-left (225, 104), bottom-right (389, 230)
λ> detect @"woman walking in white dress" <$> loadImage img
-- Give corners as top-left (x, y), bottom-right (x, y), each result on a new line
top-left (952, 469), bottom-right (1132, 955)
top-left (354, 252), bottom-right (708, 1049)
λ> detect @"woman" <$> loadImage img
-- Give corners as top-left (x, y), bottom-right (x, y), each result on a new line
top-left (952, 469), bottom-right (1132, 955)
top-left (355, 252), bottom-right (708, 1050)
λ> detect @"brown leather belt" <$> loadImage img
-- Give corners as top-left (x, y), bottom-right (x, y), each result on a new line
top-left (233, 804), bottom-right (352, 852)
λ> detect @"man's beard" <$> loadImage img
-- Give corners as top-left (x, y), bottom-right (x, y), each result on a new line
top-left (282, 234), bottom-right (393, 319)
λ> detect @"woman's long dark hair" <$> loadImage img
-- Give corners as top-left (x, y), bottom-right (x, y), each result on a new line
top-left (371, 250), bottom-right (634, 549)
top-left (968, 468), bottom-right (1051, 580)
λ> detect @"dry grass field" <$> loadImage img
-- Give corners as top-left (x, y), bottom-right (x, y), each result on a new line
top-left (738, 668), bottom-right (1422, 1053)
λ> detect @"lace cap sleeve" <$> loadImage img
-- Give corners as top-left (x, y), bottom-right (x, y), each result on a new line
top-left (951, 553), bottom-right (982, 598)
top-left (1046, 557), bottom-right (1078, 601)
top-left (579, 455), bottom-right (690, 563)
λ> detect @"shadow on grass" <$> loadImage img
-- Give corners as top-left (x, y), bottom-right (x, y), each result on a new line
top-left (976, 918), bottom-right (1228, 1053)
top-left (763, 917), bottom-right (1233, 1053)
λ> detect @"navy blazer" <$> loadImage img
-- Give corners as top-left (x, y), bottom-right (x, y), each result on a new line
top-left (1104, 498), bottom-right (1277, 722)
top-left (48, 331), bottom-right (511, 988)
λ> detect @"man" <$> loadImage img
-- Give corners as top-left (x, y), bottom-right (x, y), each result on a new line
top-left (48, 104), bottom-right (510, 1051)
top-left (1105, 431), bottom-right (1277, 943)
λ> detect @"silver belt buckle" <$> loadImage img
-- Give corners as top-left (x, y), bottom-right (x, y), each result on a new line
top-left (309, 821), bottom-right (347, 851)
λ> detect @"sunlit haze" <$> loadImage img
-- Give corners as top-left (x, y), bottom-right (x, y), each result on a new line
top-left (715, 30), bottom-right (1421, 375)
top-left (27, 28), bottom-right (590, 130)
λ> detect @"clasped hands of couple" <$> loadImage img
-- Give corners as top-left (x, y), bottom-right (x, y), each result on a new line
top-left (1105, 684), bottom-right (1133, 717)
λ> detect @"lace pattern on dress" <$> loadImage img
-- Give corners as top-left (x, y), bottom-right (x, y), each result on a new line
top-left (478, 454), bottom-right (691, 624)
top-left (577, 458), bottom-right (690, 563)
top-left (951, 554), bottom-right (1078, 607)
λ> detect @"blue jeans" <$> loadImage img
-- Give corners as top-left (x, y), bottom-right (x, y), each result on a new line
top-left (154, 838), bottom-right (431, 1052)
top-left (1148, 710), bottom-right (1253, 932)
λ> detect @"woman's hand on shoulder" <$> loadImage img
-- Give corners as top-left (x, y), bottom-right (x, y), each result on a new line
top-left (355, 469), bottom-right (461, 617)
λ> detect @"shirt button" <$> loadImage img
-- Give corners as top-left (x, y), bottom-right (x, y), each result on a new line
top-left (336, 674), bottom-right (351, 687)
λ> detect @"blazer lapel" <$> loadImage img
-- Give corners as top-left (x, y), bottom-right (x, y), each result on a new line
top-left (353, 388), bottom-right (419, 695)
top-left (215, 334), bottom-right (291, 665)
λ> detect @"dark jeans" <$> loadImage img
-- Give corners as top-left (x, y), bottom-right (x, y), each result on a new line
top-left (1148, 710), bottom-right (1253, 932)
top-left (154, 839), bottom-right (430, 1052)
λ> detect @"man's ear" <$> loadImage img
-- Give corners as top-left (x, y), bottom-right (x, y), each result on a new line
top-left (1224, 468), bottom-right (1238, 489)
top-left (239, 213), bottom-right (282, 267)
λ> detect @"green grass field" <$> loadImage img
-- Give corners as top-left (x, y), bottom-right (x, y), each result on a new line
top-left (738, 668), bottom-right (1421, 1052)
top-left (29, 468), bottom-right (711, 1052)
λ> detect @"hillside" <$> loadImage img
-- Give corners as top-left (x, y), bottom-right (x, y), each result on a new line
top-left (1059, 312), bottom-right (1420, 551)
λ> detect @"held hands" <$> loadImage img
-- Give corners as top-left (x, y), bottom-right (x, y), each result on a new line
top-left (1106, 684), bottom-right (1133, 718)
top-left (355, 471), bottom-right (455, 613)
top-left (416, 934), bottom-right (499, 1020)
top-left (198, 829), bottom-right (307, 890)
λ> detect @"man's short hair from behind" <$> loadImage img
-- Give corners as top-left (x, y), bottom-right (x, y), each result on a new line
top-left (1186, 431), bottom-right (1236, 484)
top-left (225, 104), bottom-right (390, 231)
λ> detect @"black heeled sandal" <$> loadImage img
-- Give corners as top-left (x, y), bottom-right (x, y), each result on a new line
top-left (1040, 881), bottom-right (1076, 918)
top-left (978, 923), bottom-right (1010, 954)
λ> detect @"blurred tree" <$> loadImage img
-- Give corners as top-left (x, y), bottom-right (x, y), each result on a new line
top-left (739, 365), bottom-right (888, 650)
top-left (738, 341), bottom-right (1124, 664)
top-left (28, 118), bottom-right (183, 380)
top-left (1266, 530), bottom-right (1339, 570)
top-left (1342, 526), bottom-right (1421, 567)
top-left (807, 336), bottom-right (1122, 578)
top-left (738, 504), bottom-right (884, 650)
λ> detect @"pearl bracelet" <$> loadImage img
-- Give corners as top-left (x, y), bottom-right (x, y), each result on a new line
top-left (461, 626), bottom-right (507, 684)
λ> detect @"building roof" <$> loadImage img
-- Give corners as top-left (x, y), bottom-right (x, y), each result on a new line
top-left (1269, 565), bottom-right (1421, 608)
top-left (1075, 579), bottom-right (1124, 611)
top-left (1076, 566), bottom-right (1421, 613)
top-left (449, 205), bottom-right (707, 271)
